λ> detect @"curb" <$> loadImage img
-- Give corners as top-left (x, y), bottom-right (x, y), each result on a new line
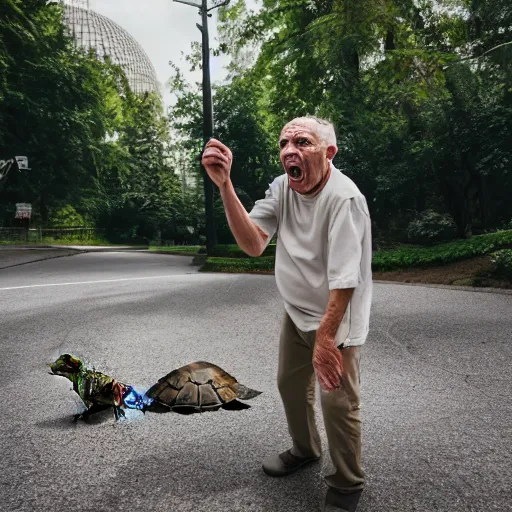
top-left (0, 248), bottom-right (197, 270)
top-left (198, 270), bottom-right (512, 294)
top-left (0, 250), bottom-right (84, 270)
top-left (372, 279), bottom-right (512, 295)
top-left (0, 245), bottom-right (147, 251)
top-left (146, 250), bottom-right (199, 257)
top-left (0, 246), bottom-right (146, 270)
top-left (48, 246), bottom-right (148, 252)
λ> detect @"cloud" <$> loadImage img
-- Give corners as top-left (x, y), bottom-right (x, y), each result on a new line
top-left (89, 0), bottom-right (230, 108)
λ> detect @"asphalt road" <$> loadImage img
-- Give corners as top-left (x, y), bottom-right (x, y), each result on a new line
top-left (0, 252), bottom-right (510, 512)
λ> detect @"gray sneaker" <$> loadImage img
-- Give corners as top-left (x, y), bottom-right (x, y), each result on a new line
top-left (262, 449), bottom-right (320, 477)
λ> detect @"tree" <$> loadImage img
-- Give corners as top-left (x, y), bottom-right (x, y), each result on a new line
top-left (214, 0), bottom-right (512, 240)
top-left (0, 0), bottom-right (121, 224)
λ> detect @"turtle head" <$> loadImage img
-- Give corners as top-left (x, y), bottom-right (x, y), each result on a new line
top-left (49, 354), bottom-right (84, 377)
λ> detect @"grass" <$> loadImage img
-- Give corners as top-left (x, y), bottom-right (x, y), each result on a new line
top-left (40, 237), bottom-right (114, 246)
top-left (148, 245), bottom-right (202, 255)
top-left (201, 256), bottom-right (275, 273)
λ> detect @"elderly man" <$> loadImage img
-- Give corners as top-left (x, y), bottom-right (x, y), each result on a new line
top-left (202, 116), bottom-right (372, 512)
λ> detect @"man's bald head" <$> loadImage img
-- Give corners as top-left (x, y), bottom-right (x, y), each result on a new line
top-left (283, 116), bottom-right (337, 148)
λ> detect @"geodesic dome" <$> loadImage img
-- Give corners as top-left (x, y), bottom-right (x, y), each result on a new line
top-left (61, 2), bottom-right (160, 95)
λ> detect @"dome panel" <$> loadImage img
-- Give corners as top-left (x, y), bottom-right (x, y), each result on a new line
top-left (62, 4), bottom-right (160, 95)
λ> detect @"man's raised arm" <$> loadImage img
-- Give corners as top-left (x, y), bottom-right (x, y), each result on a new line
top-left (202, 138), bottom-right (268, 257)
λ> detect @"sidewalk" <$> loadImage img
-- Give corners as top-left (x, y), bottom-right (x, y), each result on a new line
top-left (0, 245), bottom-right (146, 270)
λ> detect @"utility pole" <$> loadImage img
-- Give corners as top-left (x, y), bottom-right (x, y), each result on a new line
top-left (172, 0), bottom-right (229, 255)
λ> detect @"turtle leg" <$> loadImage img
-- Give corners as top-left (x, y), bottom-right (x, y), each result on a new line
top-left (114, 406), bottom-right (126, 420)
top-left (221, 399), bottom-right (251, 411)
top-left (73, 403), bottom-right (111, 422)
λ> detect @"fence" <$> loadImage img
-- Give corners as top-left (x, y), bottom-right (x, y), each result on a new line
top-left (0, 226), bottom-right (105, 244)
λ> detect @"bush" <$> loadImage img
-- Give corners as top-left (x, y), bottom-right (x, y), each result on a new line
top-left (372, 230), bottom-right (512, 271)
top-left (48, 205), bottom-right (90, 227)
top-left (490, 249), bottom-right (512, 280)
top-left (407, 210), bottom-right (457, 245)
top-left (201, 256), bottom-right (275, 273)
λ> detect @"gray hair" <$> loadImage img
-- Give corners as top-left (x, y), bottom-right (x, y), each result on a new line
top-left (285, 115), bottom-right (337, 147)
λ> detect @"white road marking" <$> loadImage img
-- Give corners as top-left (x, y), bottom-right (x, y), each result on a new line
top-left (226, 276), bottom-right (239, 293)
top-left (0, 275), bottom-right (185, 291)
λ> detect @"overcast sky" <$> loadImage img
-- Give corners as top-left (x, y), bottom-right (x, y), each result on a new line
top-left (88, 0), bottom-right (234, 109)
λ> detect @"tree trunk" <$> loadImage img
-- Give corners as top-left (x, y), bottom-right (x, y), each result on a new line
top-left (478, 173), bottom-right (489, 228)
top-left (416, 170), bottom-right (426, 213)
top-left (385, 29), bottom-right (395, 51)
top-left (445, 171), bottom-right (473, 239)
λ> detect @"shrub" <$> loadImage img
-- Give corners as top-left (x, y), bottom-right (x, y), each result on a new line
top-left (407, 210), bottom-right (457, 245)
top-left (490, 249), bottom-right (512, 280)
top-left (49, 205), bottom-right (90, 227)
top-left (372, 230), bottom-right (512, 271)
top-left (201, 256), bottom-right (275, 273)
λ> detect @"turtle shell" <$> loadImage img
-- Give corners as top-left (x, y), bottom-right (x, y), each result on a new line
top-left (144, 361), bottom-right (261, 413)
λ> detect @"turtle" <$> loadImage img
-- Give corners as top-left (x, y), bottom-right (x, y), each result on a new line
top-left (143, 361), bottom-right (262, 414)
top-left (49, 354), bottom-right (261, 421)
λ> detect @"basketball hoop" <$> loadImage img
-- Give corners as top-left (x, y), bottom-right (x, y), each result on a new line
top-left (0, 156), bottom-right (29, 183)
top-left (15, 156), bottom-right (30, 170)
top-left (15, 203), bottom-right (32, 220)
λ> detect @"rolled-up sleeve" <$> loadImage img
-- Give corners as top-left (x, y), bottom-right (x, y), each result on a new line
top-left (248, 179), bottom-right (280, 245)
top-left (328, 195), bottom-right (369, 290)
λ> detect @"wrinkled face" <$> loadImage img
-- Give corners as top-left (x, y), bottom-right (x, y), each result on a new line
top-left (279, 120), bottom-right (336, 195)
top-left (49, 354), bottom-right (83, 377)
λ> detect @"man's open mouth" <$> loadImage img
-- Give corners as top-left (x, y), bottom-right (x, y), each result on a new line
top-left (288, 166), bottom-right (303, 181)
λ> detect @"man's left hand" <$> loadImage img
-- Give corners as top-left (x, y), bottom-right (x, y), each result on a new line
top-left (313, 334), bottom-right (343, 391)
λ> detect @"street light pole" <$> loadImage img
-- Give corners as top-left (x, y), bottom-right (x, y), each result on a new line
top-left (173, 0), bottom-right (229, 255)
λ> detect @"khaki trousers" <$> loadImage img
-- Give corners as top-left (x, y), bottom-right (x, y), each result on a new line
top-left (277, 312), bottom-right (365, 493)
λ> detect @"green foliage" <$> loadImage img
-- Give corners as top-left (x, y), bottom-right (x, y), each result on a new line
top-left (149, 245), bottom-right (202, 254)
top-left (0, 1), bottom-right (183, 244)
top-left (201, 256), bottom-right (275, 273)
top-left (102, 92), bottom-right (181, 241)
top-left (40, 235), bottom-right (110, 246)
top-left (372, 230), bottom-right (512, 271)
top-left (490, 249), bottom-right (512, 280)
top-left (0, 0), bottom-right (125, 222)
top-left (48, 205), bottom-right (89, 227)
top-left (2, 0), bottom-right (511, 249)
top-left (216, 0), bottom-right (512, 242)
top-left (213, 76), bottom-right (281, 201)
top-left (168, 57), bottom-right (282, 245)
top-left (406, 210), bottom-right (457, 245)
top-left (200, 232), bottom-right (512, 274)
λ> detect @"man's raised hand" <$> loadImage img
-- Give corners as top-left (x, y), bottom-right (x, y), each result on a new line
top-left (201, 138), bottom-right (233, 189)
